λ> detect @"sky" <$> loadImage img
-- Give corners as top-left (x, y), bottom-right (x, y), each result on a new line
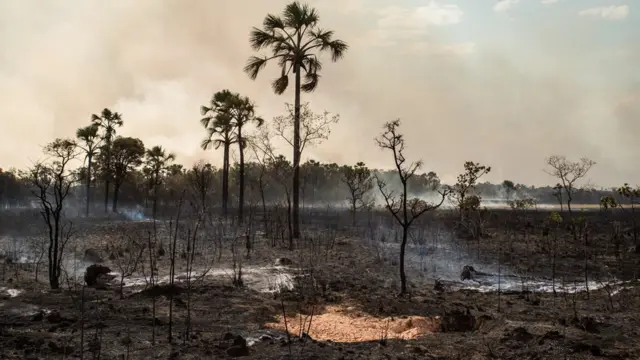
top-left (0, 0), bottom-right (638, 187)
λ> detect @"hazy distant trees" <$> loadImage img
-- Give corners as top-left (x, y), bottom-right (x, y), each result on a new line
top-left (341, 162), bottom-right (374, 226)
top-left (245, 1), bottom-right (348, 239)
top-left (144, 145), bottom-right (176, 220)
top-left (27, 138), bottom-right (79, 289)
top-left (76, 124), bottom-right (102, 217)
top-left (111, 137), bottom-right (145, 213)
top-left (375, 119), bottom-right (447, 296)
top-left (91, 108), bottom-right (123, 213)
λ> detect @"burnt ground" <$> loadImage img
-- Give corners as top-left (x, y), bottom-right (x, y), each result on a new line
top-left (0, 207), bottom-right (639, 359)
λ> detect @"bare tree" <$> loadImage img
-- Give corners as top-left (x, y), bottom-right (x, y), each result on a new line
top-left (374, 119), bottom-right (448, 296)
top-left (27, 138), bottom-right (79, 289)
top-left (187, 161), bottom-right (216, 215)
top-left (341, 162), bottom-right (374, 226)
top-left (108, 231), bottom-right (145, 299)
top-left (272, 102), bottom-right (339, 237)
top-left (250, 124), bottom-right (296, 249)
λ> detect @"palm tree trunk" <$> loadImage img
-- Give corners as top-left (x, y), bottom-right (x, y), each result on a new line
top-left (238, 126), bottom-right (245, 225)
top-left (104, 180), bottom-right (110, 213)
top-left (292, 62), bottom-right (301, 239)
top-left (222, 143), bottom-right (229, 217)
top-left (86, 154), bottom-right (92, 218)
top-left (112, 182), bottom-right (120, 213)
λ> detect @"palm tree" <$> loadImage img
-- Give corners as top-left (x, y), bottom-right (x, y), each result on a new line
top-left (144, 145), bottom-right (176, 220)
top-left (75, 124), bottom-right (102, 217)
top-left (201, 106), bottom-right (237, 217)
top-left (245, 1), bottom-right (348, 238)
top-left (209, 90), bottom-right (265, 223)
top-left (91, 108), bottom-right (123, 212)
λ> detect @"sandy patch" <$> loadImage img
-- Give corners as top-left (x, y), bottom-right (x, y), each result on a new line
top-left (266, 305), bottom-right (440, 342)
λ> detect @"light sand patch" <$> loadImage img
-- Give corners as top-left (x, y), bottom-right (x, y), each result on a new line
top-left (266, 305), bottom-right (440, 342)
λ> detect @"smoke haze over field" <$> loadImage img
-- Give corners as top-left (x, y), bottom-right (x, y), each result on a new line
top-left (0, 0), bottom-right (638, 186)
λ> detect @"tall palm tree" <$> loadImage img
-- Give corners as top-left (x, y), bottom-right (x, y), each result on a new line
top-left (201, 106), bottom-right (237, 217)
top-left (245, 1), bottom-right (348, 238)
top-left (91, 108), bottom-right (123, 212)
top-left (232, 96), bottom-right (264, 224)
top-left (75, 124), bottom-right (102, 217)
top-left (209, 90), bottom-right (265, 224)
top-left (144, 145), bottom-right (176, 219)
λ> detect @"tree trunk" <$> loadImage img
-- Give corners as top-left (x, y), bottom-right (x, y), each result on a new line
top-left (152, 185), bottom-right (158, 220)
top-left (399, 225), bottom-right (408, 295)
top-left (222, 143), bottom-right (229, 217)
top-left (104, 180), bottom-right (110, 213)
top-left (86, 154), bottom-right (92, 217)
top-left (112, 182), bottom-right (121, 213)
top-left (352, 198), bottom-right (357, 226)
top-left (238, 126), bottom-right (245, 225)
top-left (292, 62), bottom-right (301, 239)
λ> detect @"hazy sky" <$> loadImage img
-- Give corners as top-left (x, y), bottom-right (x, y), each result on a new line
top-left (0, 0), bottom-right (638, 186)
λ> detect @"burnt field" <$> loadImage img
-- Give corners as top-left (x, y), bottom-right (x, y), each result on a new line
top-left (0, 205), bottom-right (639, 360)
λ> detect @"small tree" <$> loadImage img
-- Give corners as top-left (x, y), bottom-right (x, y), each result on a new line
top-left (341, 162), bottom-right (374, 226)
top-left (187, 161), bottom-right (216, 214)
top-left (502, 180), bottom-right (516, 202)
top-left (616, 183), bottom-right (640, 253)
top-left (448, 162), bottom-right (491, 240)
top-left (28, 138), bottom-right (79, 289)
top-left (448, 161), bottom-right (491, 216)
top-left (110, 137), bottom-right (145, 213)
top-left (144, 145), bottom-right (176, 219)
top-left (375, 119), bottom-right (447, 296)
top-left (545, 155), bottom-right (595, 240)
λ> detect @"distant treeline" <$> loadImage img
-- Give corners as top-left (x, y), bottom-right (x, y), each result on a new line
top-left (0, 161), bottom-right (630, 211)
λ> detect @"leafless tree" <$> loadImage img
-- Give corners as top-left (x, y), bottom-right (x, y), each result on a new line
top-left (374, 119), bottom-right (448, 296)
top-left (187, 161), bottom-right (216, 215)
top-left (108, 231), bottom-right (146, 299)
top-left (341, 162), bottom-right (374, 226)
top-left (272, 102), bottom-right (339, 238)
top-left (27, 138), bottom-right (79, 289)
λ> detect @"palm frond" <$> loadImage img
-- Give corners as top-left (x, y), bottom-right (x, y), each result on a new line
top-left (301, 72), bottom-right (320, 92)
top-left (200, 116), bottom-right (213, 128)
top-left (249, 28), bottom-right (280, 51)
top-left (283, 2), bottom-right (317, 29)
top-left (254, 116), bottom-right (265, 127)
top-left (272, 73), bottom-right (289, 95)
top-left (326, 39), bottom-right (348, 62)
top-left (263, 14), bottom-right (285, 32)
top-left (200, 105), bottom-right (212, 116)
top-left (244, 55), bottom-right (269, 80)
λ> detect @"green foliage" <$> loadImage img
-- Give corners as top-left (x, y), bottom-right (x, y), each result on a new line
top-left (449, 161), bottom-right (491, 211)
top-left (600, 195), bottom-right (618, 210)
top-left (617, 183), bottom-right (640, 201)
top-left (507, 198), bottom-right (537, 210)
top-left (549, 211), bottom-right (563, 224)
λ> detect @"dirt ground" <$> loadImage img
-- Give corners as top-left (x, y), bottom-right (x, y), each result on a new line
top-left (0, 207), bottom-right (639, 359)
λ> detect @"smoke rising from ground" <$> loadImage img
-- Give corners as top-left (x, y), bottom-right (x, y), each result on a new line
top-left (0, 0), bottom-right (637, 186)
